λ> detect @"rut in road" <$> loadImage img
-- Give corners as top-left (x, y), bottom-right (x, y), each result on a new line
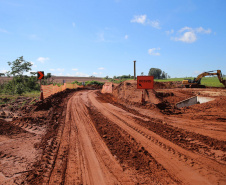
top-left (48, 92), bottom-right (134, 185)
top-left (87, 90), bottom-right (226, 185)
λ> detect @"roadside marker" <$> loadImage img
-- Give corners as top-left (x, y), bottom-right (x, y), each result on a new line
top-left (37, 71), bottom-right (44, 101)
top-left (37, 71), bottom-right (44, 80)
top-left (137, 76), bottom-right (154, 104)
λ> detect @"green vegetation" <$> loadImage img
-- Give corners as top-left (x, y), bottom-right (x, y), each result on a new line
top-left (155, 77), bottom-right (224, 87)
top-left (0, 56), bottom-right (53, 96)
top-left (148, 68), bottom-right (169, 79)
top-left (85, 80), bottom-right (104, 86)
top-left (154, 77), bottom-right (192, 82)
top-left (201, 77), bottom-right (224, 87)
top-left (72, 80), bottom-right (82, 86)
top-left (109, 78), bottom-right (134, 84)
top-left (72, 80), bottom-right (104, 86)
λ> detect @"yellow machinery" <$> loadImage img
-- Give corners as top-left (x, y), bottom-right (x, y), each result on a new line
top-left (182, 70), bottom-right (226, 88)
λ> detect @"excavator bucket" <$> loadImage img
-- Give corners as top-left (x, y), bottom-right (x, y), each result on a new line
top-left (222, 80), bottom-right (226, 88)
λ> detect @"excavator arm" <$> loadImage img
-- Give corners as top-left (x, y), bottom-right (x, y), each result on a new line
top-left (182, 70), bottom-right (226, 88)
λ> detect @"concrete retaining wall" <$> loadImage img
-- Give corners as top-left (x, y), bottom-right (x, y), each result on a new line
top-left (176, 96), bottom-right (214, 108)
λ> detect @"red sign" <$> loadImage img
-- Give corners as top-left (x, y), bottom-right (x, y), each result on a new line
top-left (137, 76), bottom-right (154, 89)
top-left (37, 71), bottom-right (44, 79)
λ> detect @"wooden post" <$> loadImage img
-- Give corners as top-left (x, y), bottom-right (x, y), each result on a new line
top-left (40, 79), bottom-right (43, 100)
top-left (134, 60), bottom-right (136, 80)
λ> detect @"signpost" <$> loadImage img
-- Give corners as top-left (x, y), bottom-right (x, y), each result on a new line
top-left (137, 76), bottom-right (154, 104)
top-left (38, 71), bottom-right (44, 80)
top-left (137, 76), bottom-right (154, 89)
top-left (37, 71), bottom-right (44, 100)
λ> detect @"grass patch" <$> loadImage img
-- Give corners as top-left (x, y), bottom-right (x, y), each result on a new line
top-left (155, 77), bottom-right (224, 87)
top-left (109, 78), bottom-right (134, 84)
top-left (0, 91), bottom-right (40, 105)
top-left (23, 91), bottom-right (40, 98)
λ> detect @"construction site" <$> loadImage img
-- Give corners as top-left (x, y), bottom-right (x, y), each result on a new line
top-left (0, 79), bottom-right (226, 185)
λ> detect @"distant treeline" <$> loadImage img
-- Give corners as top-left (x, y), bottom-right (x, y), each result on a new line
top-left (107, 68), bottom-right (170, 80)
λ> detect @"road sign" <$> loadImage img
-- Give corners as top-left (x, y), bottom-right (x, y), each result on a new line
top-left (37, 71), bottom-right (44, 79)
top-left (137, 76), bottom-right (154, 89)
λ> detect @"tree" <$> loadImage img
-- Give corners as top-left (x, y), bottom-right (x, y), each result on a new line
top-left (141, 72), bottom-right (144, 76)
top-left (6, 56), bottom-right (33, 94)
top-left (162, 71), bottom-right (166, 79)
top-left (148, 68), bottom-right (162, 79)
top-left (7, 56), bottom-right (32, 77)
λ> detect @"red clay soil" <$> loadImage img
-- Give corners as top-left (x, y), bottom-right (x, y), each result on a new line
top-left (0, 119), bottom-right (27, 136)
top-left (0, 81), bottom-right (226, 185)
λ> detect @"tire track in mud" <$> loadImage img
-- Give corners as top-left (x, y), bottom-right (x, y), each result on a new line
top-left (87, 105), bottom-right (178, 184)
top-left (96, 91), bottom-right (226, 162)
top-left (88, 90), bottom-right (226, 185)
top-left (49, 91), bottom-right (134, 185)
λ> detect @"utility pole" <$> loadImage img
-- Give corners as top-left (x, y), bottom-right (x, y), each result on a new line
top-left (134, 60), bottom-right (136, 80)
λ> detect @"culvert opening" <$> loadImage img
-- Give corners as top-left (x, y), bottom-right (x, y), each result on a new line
top-left (176, 96), bottom-right (214, 108)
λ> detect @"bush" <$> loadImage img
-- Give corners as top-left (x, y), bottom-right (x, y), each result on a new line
top-left (72, 80), bottom-right (82, 86)
top-left (14, 83), bottom-right (25, 95)
top-left (3, 81), bottom-right (14, 94)
top-left (85, 81), bottom-right (104, 86)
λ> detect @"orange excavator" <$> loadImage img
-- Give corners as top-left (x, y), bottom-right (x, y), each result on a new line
top-left (182, 70), bottom-right (226, 88)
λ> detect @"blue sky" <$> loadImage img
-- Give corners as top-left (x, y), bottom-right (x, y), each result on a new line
top-left (0, 0), bottom-right (226, 78)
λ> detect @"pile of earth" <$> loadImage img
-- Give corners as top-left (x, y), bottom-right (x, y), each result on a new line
top-left (112, 80), bottom-right (162, 104)
top-left (0, 119), bottom-right (27, 136)
top-left (0, 96), bottom-right (39, 121)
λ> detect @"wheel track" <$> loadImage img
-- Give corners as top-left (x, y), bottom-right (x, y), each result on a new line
top-left (88, 90), bottom-right (226, 185)
top-left (48, 91), bottom-right (135, 185)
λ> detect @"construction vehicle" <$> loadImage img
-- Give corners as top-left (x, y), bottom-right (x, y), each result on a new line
top-left (182, 70), bottom-right (226, 88)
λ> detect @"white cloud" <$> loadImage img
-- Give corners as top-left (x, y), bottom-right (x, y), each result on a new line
top-left (37, 57), bottom-right (49, 63)
top-left (131, 15), bottom-right (161, 29)
top-left (171, 26), bottom-right (211, 43)
top-left (165, 29), bottom-right (174, 35)
top-left (0, 69), bottom-right (8, 73)
top-left (131, 15), bottom-right (147, 24)
top-left (0, 28), bottom-right (9, 33)
top-left (56, 68), bottom-right (64, 72)
top-left (173, 31), bottom-right (197, 43)
top-left (93, 72), bottom-right (98, 75)
top-left (125, 35), bottom-right (128, 39)
top-left (196, 27), bottom-right (211, 34)
top-left (178, 26), bottom-right (192, 33)
top-left (148, 48), bottom-right (161, 56)
top-left (30, 61), bottom-right (37, 68)
top-left (72, 68), bottom-right (78, 71)
top-left (49, 68), bottom-right (64, 72)
top-left (72, 22), bottom-right (76, 28)
top-left (98, 67), bottom-right (104, 70)
top-left (75, 72), bottom-right (89, 77)
top-left (148, 20), bottom-right (161, 29)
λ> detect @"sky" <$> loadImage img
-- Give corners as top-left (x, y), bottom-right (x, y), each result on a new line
top-left (0, 0), bottom-right (226, 78)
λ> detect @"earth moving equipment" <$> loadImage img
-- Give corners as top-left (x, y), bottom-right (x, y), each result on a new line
top-left (182, 70), bottom-right (226, 88)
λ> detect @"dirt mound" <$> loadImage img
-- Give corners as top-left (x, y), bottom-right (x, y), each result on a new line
top-left (112, 80), bottom-right (162, 105)
top-left (0, 119), bottom-right (27, 136)
top-left (154, 81), bottom-right (182, 89)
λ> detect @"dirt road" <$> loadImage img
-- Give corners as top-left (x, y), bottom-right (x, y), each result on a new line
top-left (46, 90), bottom-right (226, 184)
top-left (1, 89), bottom-right (226, 184)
